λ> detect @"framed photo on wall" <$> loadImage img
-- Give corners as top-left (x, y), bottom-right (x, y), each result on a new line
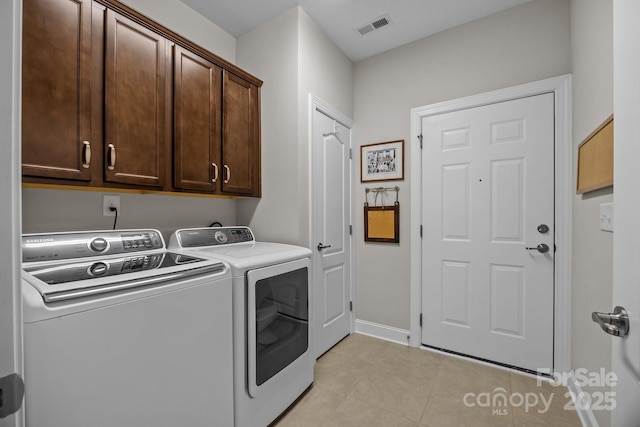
top-left (360, 140), bottom-right (404, 182)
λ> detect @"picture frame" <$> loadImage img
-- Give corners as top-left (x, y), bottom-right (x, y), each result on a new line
top-left (360, 140), bottom-right (404, 182)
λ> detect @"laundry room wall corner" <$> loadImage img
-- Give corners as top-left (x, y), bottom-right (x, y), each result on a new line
top-left (236, 6), bottom-right (354, 247)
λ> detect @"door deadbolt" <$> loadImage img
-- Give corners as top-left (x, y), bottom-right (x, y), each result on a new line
top-left (537, 224), bottom-right (549, 234)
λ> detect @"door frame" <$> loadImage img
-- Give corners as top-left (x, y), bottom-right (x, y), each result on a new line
top-left (308, 94), bottom-right (355, 355)
top-left (409, 75), bottom-right (573, 375)
top-left (0, 0), bottom-right (24, 426)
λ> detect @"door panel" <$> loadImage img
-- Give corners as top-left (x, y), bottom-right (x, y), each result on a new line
top-left (222, 71), bottom-right (259, 195)
top-left (441, 261), bottom-right (470, 326)
top-left (22, 0), bottom-right (92, 181)
top-left (490, 264), bottom-right (524, 336)
top-left (421, 93), bottom-right (555, 372)
top-left (442, 164), bottom-right (470, 239)
top-left (104, 10), bottom-right (166, 187)
top-left (324, 266), bottom-right (346, 324)
top-left (492, 159), bottom-right (524, 241)
top-left (312, 107), bottom-right (352, 358)
top-left (612, 2), bottom-right (640, 423)
top-left (173, 46), bottom-right (222, 192)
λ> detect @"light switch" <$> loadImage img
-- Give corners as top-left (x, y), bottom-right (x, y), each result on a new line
top-left (600, 202), bottom-right (614, 232)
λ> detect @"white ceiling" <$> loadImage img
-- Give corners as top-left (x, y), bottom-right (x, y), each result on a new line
top-left (178, 0), bottom-right (532, 61)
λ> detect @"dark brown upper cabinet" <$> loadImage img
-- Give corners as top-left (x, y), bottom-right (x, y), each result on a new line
top-left (22, 0), bottom-right (262, 197)
top-left (222, 71), bottom-right (261, 196)
top-left (174, 53), bottom-right (261, 197)
top-left (22, 0), bottom-right (93, 181)
top-left (103, 9), bottom-right (168, 188)
top-left (173, 45), bottom-right (222, 192)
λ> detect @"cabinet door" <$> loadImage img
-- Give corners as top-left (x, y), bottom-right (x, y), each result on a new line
top-left (104, 10), bottom-right (167, 187)
top-left (222, 71), bottom-right (261, 196)
top-left (22, 0), bottom-right (93, 181)
top-left (174, 46), bottom-right (222, 192)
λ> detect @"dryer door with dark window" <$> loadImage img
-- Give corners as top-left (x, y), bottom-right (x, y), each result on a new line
top-left (247, 258), bottom-right (310, 397)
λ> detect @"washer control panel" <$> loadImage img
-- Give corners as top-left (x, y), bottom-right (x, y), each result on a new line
top-left (22, 230), bottom-right (164, 262)
top-left (173, 227), bottom-right (254, 248)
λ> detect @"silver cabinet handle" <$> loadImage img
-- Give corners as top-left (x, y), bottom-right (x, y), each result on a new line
top-left (525, 243), bottom-right (549, 253)
top-left (592, 306), bottom-right (629, 337)
top-left (107, 144), bottom-right (116, 170)
top-left (224, 164), bottom-right (230, 184)
top-left (211, 163), bottom-right (218, 183)
top-left (82, 141), bottom-right (91, 168)
top-left (317, 243), bottom-right (332, 251)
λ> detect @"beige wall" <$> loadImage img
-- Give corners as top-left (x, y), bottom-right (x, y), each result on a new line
top-left (570, 1), bottom-right (614, 426)
top-left (236, 8), bottom-right (301, 244)
top-left (119, 0), bottom-right (236, 63)
top-left (236, 7), bottom-right (354, 246)
top-left (22, 188), bottom-right (237, 241)
top-left (353, 0), bottom-right (571, 329)
top-left (22, 0), bottom-right (239, 240)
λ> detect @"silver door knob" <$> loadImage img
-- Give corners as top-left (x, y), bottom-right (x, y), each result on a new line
top-left (526, 243), bottom-right (549, 253)
top-left (592, 306), bottom-right (629, 337)
top-left (317, 243), bottom-right (332, 251)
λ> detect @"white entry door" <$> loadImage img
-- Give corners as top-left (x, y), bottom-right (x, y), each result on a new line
top-left (609, 2), bottom-right (640, 424)
top-left (421, 93), bottom-right (555, 372)
top-left (311, 100), bottom-right (353, 358)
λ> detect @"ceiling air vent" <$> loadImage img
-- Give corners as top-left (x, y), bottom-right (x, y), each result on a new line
top-left (356, 14), bottom-right (392, 36)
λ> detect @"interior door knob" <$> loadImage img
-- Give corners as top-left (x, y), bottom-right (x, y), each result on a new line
top-left (526, 243), bottom-right (549, 253)
top-left (317, 243), bottom-right (332, 251)
top-left (592, 306), bottom-right (629, 337)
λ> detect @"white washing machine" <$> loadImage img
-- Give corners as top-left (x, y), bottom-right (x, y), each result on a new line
top-left (168, 227), bottom-right (313, 427)
top-left (22, 229), bottom-right (234, 427)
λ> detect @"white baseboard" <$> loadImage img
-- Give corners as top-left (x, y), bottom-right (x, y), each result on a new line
top-left (354, 319), bottom-right (411, 346)
top-left (566, 374), bottom-right (599, 427)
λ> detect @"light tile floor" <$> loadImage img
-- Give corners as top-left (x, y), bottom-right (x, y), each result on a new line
top-left (273, 333), bottom-right (583, 427)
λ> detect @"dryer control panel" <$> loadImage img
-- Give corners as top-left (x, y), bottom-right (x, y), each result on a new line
top-left (171, 227), bottom-right (255, 248)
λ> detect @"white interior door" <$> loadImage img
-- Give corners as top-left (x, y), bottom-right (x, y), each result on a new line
top-left (311, 101), bottom-right (352, 358)
top-left (609, 2), bottom-right (640, 424)
top-left (0, 0), bottom-right (24, 425)
top-left (421, 93), bottom-right (555, 372)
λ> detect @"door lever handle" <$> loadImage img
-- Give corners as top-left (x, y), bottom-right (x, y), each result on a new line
top-left (317, 243), bottom-right (332, 251)
top-left (526, 243), bottom-right (549, 253)
top-left (592, 306), bottom-right (629, 337)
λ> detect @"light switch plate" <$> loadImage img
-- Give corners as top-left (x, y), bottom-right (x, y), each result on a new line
top-left (600, 202), bottom-right (613, 232)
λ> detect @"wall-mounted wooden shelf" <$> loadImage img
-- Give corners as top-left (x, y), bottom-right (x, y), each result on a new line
top-left (577, 114), bottom-right (613, 194)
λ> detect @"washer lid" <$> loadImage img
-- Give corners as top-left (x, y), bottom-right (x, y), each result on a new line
top-left (169, 227), bottom-right (312, 271)
top-left (23, 252), bottom-right (225, 303)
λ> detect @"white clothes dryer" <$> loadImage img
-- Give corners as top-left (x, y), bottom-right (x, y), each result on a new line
top-left (169, 227), bottom-right (313, 427)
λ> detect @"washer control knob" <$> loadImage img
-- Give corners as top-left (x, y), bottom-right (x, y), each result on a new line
top-left (88, 262), bottom-right (108, 277)
top-left (90, 238), bottom-right (108, 253)
top-left (214, 231), bottom-right (228, 244)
